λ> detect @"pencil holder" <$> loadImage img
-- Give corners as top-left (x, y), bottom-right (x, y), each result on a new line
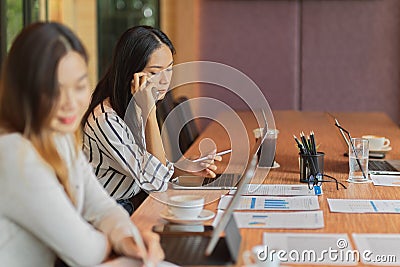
top-left (299, 152), bottom-right (325, 183)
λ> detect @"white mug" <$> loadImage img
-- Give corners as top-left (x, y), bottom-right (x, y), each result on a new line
top-left (167, 195), bottom-right (204, 219)
top-left (361, 135), bottom-right (390, 150)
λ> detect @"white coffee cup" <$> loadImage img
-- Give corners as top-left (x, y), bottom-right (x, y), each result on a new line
top-left (243, 245), bottom-right (280, 267)
top-left (168, 195), bottom-right (205, 219)
top-left (361, 135), bottom-right (390, 150)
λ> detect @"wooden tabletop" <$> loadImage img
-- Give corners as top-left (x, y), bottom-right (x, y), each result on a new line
top-left (132, 110), bottom-right (400, 266)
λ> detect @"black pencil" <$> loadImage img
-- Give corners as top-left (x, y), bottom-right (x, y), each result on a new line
top-left (293, 135), bottom-right (305, 154)
top-left (310, 131), bottom-right (317, 155)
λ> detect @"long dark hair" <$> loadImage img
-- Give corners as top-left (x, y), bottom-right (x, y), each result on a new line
top-left (0, 22), bottom-right (88, 202)
top-left (83, 26), bottom-right (175, 151)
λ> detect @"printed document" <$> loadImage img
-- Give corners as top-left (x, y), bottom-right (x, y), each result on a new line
top-left (352, 234), bottom-right (400, 266)
top-left (217, 195), bottom-right (320, 211)
top-left (229, 184), bottom-right (321, 196)
top-left (371, 174), bottom-right (400, 187)
top-left (328, 199), bottom-right (400, 213)
top-left (213, 210), bottom-right (324, 229)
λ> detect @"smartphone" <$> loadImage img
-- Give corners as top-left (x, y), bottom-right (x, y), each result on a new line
top-left (152, 224), bottom-right (214, 235)
top-left (343, 152), bottom-right (385, 159)
top-left (192, 149), bottom-right (232, 163)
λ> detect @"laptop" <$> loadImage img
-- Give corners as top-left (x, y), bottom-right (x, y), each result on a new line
top-left (335, 118), bottom-right (400, 175)
top-left (171, 119), bottom-right (269, 190)
top-left (157, 133), bottom-right (262, 265)
top-left (171, 173), bottom-right (241, 190)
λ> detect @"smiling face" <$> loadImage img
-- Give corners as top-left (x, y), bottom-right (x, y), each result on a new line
top-left (49, 51), bottom-right (91, 133)
top-left (142, 44), bottom-right (173, 100)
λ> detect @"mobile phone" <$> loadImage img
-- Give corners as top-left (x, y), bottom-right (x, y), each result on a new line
top-left (152, 224), bottom-right (214, 234)
top-left (343, 152), bottom-right (385, 159)
top-left (192, 149), bottom-right (232, 163)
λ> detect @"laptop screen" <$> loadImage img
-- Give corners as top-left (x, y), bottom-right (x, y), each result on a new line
top-left (204, 126), bottom-right (268, 255)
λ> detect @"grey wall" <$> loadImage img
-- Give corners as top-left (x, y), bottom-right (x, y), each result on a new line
top-left (197, 0), bottom-right (400, 124)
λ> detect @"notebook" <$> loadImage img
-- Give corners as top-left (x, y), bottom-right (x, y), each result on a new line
top-left (335, 118), bottom-right (400, 175)
top-left (158, 136), bottom-right (261, 265)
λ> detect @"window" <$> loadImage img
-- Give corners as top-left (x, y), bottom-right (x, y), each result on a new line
top-left (0, 0), bottom-right (43, 71)
top-left (97, 0), bottom-right (159, 78)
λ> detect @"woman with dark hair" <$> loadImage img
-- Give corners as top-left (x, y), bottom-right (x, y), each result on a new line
top-left (0, 22), bottom-right (163, 267)
top-left (82, 26), bottom-right (220, 214)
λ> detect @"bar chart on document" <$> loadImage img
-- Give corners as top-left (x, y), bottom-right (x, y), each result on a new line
top-left (213, 210), bottom-right (324, 229)
top-left (264, 199), bottom-right (288, 209)
top-left (217, 195), bottom-right (320, 211)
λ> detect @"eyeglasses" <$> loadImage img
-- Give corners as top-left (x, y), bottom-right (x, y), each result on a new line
top-left (334, 119), bottom-right (368, 180)
top-left (308, 173), bottom-right (347, 190)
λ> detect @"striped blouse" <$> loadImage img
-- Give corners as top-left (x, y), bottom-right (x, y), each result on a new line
top-left (83, 100), bottom-right (174, 200)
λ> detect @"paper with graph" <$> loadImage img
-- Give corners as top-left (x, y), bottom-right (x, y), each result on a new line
top-left (217, 195), bottom-right (320, 211)
top-left (213, 210), bottom-right (324, 229)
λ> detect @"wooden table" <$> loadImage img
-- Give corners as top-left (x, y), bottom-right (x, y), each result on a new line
top-left (132, 111), bottom-right (400, 266)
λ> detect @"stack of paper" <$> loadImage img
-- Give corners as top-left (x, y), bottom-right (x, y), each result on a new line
top-left (217, 184), bottom-right (324, 229)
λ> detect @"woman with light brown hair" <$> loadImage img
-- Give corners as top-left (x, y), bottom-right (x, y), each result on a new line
top-left (0, 22), bottom-right (163, 267)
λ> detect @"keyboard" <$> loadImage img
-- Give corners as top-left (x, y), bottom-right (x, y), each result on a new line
top-left (369, 160), bottom-right (398, 172)
top-left (202, 173), bottom-right (237, 187)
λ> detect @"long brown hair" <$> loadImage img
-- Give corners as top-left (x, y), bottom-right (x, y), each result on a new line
top-left (83, 26), bottom-right (175, 152)
top-left (0, 22), bottom-right (88, 201)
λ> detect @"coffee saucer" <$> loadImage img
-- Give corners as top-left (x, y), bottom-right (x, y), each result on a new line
top-left (347, 178), bottom-right (373, 184)
top-left (370, 146), bottom-right (392, 153)
top-left (160, 209), bottom-right (215, 225)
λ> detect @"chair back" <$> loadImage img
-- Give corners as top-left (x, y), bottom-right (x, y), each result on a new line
top-left (156, 93), bottom-right (199, 162)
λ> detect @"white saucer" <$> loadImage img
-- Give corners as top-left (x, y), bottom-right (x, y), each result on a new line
top-left (370, 146), bottom-right (392, 153)
top-left (160, 209), bottom-right (215, 225)
top-left (347, 178), bottom-right (373, 184)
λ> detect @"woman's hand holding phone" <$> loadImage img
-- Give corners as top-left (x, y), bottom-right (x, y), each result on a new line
top-left (174, 149), bottom-right (223, 178)
top-left (194, 150), bottom-right (224, 178)
top-left (131, 72), bottom-right (158, 118)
